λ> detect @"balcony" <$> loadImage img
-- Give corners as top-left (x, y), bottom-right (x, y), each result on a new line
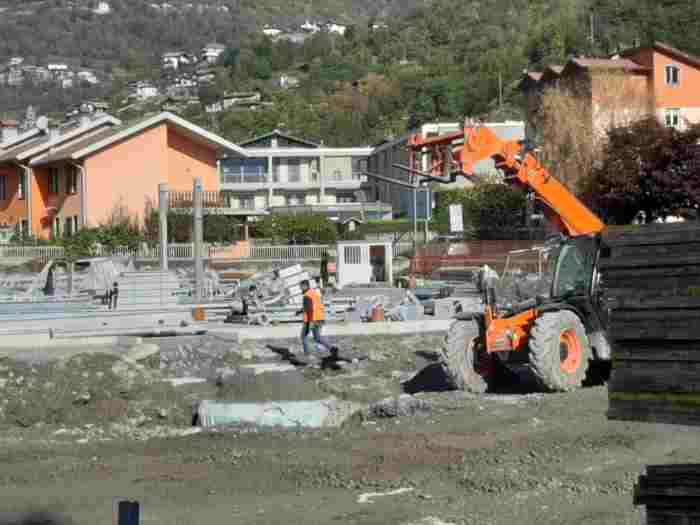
top-left (220, 172), bottom-right (268, 192)
top-left (323, 172), bottom-right (366, 190)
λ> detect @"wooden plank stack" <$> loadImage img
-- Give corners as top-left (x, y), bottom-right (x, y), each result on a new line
top-left (600, 222), bottom-right (700, 426)
top-left (634, 464), bottom-right (700, 524)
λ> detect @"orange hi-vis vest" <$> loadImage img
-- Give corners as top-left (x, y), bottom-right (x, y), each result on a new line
top-left (303, 288), bottom-right (325, 322)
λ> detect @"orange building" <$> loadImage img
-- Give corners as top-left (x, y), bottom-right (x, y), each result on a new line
top-left (0, 112), bottom-right (247, 239)
top-left (521, 42), bottom-right (700, 140)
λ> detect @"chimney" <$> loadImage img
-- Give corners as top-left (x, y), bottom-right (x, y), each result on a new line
top-left (0, 120), bottom-right (19, 145)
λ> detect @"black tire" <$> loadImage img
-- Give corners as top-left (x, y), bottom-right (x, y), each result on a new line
top-left (528, 311), bottom-right (592, 392)
top-left (441, 320), bottom-right (488, 393)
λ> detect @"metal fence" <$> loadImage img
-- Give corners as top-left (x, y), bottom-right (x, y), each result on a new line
top-left (1, 241), bottom-right (416, 264)
top-left (249, 244), bottom-right (331, 261)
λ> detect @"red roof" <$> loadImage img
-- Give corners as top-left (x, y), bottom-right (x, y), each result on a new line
top-left (569, 57), bottom-right (650, 72)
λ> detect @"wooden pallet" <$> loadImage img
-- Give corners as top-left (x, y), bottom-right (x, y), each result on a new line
top-left (601, 223), bottom-right (700, 427)
top-left (634, 465), bottom-right (700, 524)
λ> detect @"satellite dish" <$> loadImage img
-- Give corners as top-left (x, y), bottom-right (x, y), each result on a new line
top-left (36, 116), bottom-right (49, 130)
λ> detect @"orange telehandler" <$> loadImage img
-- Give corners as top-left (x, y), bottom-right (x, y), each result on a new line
top-left (405, 122), bottom-right (612, 392)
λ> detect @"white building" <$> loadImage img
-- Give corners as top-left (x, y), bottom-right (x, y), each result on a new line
top-left (326, 23), bottom-right (347, 35)
top-left (162, 51), bottom-right (192, 70)
top-left (219, 130), bottom-right (389, 220)
top-left (131, 81), bottom-right (159, 100)
top-left (263, 27), bottom-right (283, 38)
top-left (77, 70), bottom-right (99, 84)
top-left (301, 20), bottom-right (320, 33)
top-left (202, 43), bottom-right (226, 64)
top-left (279, 74), bottom-right (300, 89)
top-left (93, 1), bottom-right (111, 14)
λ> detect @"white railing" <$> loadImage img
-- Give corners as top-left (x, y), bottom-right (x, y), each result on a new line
top-left (249, 244), bottom-right (331, 261)
top-left (0, 245), bottom-right (65, 262)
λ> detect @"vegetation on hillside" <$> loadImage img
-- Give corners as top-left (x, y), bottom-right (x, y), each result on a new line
top-left (3, 0), bottom-right (700, 146)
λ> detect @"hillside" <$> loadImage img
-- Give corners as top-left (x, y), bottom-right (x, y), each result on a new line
top-left (1, 0), bottom-right (699, 146)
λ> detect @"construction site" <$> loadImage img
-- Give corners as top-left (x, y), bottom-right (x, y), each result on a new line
top-left (1, 124), bottom-right (700, 525)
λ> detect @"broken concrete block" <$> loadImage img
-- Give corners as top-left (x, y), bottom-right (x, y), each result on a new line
top-left (365, 394), bottom-right (431, 418)
top-left (125, 343), bottom-right (160, 362)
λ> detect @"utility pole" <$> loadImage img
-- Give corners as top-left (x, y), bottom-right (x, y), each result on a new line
top-left (193, 177), bottom-right (204, 303)
top-left (412, 187), bottom-right (418, 253)
top-left (424, 185), bottom-right (430, 245)
top-left (158, 183), bottom-right (169, 271)
top-left (498, 72), bottom-right (503, 109)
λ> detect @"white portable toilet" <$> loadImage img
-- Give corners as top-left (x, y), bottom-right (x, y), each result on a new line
top-left (336, 241), bottom-right (393, 288)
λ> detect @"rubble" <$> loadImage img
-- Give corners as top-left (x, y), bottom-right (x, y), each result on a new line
top-left (365, 394), bottom-right (432, 419)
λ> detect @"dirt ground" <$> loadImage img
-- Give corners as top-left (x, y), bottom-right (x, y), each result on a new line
top-left (0, 330), bottom-right (696, 525)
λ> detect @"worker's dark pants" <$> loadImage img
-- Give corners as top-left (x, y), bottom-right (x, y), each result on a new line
top-left (301, 322), bottom-right (333, 354)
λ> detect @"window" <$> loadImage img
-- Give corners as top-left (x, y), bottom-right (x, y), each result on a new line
top-left (220, 158), bottom-right (267, 184)
top-left (239, 196), bottom-right (255, 209)
top-left (19, 220), bottom-right (28, 236)
top-left (337, 194), bottom-right (355, 203)
top-left (17, 172), bottom-right (25, 200)
top-left (287, 193), bottom-right (305, 206)
top-left (64, 217), bottom-right (73, 237)
top-left (0, 175), bottom-right (6, 201)
top-left (53, 217), bottom-right (60, 239)
top-left (49, 167), bottom-right (60, 194)
top-left (666, 65), bottom-right (680, 86)
top-left (287, 159), bottom-right (301, 183)
top-left (73, 215), bottom-right (79, 233)
top-left (66, 166), bottom-right (78, 194)
top-left (665, 108), bottom-right (681, 128)
top-left (330, 169), bottom-right (343, 181)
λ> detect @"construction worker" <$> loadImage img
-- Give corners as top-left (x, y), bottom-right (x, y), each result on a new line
top-left (298, 279), bottom-right (335, 355)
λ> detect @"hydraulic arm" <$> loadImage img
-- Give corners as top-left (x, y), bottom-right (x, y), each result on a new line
top-left (406, 124), bottom-right (605, 237)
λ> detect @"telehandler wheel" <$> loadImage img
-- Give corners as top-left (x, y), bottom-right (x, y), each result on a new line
top-left (441, 320), bottom-right (491, 393)
top-left (528, 311), bottom-right (592, 392)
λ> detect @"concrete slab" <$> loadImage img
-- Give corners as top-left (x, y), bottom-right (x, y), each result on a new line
top-left (239, 363), bottom-right (298, 375)
top-left (209, 319), bottom-right (454, 342)
top-left (196, 397), bottom-right (358, 428)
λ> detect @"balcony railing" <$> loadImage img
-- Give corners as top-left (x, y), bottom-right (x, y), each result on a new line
top-left (169, 191), bottom-right (225, 209)
top-left (221, 173), bottom-right (268, 185)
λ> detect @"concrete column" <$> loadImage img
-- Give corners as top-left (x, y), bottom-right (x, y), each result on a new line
top-left (424, 186), bottom-right (429, 245)
top-left (193, 177), bottom-right (204, 302)
top-left (158, 183), bottom-right (169, 271)
top-left (267, 155), bottom-right (273, 205)
top-left (319, 155), bottom-right (325, 202)
top-left (412, 187), bottom-right (417, 253)
top-left (24, 168), bottom-right (32, 235)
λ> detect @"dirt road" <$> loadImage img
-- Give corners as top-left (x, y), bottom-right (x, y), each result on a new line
top-left (0, 332), bottom-right (696, 525)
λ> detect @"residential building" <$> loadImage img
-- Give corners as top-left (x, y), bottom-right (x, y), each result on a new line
top-left (219, 130), bottom-right (387, 220)
top-left (279, 74), bottom-right (300, 89)
top-left (202, 43), bottom-right (226, 64)
top-left (0, 67), bottom-right (24, 87)
top-left (23, 65), bottom-right (51, 84)
top-left (301, 21), bottom-right (320, 33)
top-left (0, 112), bottom-right (247, 239)
top-left (195, 67), bottom-right (215, 84)
top-left (77, 70), bottom-right (99, 85)
top-left (162, 51), bottom-right (192, 70)
top-left (130, 81), bottom-right (159, 100)
top-left (0, 120), bottom-right (19, 145)
top-left (325, 23), bottom-right (347, 35)
top-left (522, 41), bottom-right (700, 138)
top-left (262, 27), bottom-right (283, 38)
top-left (205, 92), bottom-right (263, 113)
top-left (93, 1), bottom-right (111, 14)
